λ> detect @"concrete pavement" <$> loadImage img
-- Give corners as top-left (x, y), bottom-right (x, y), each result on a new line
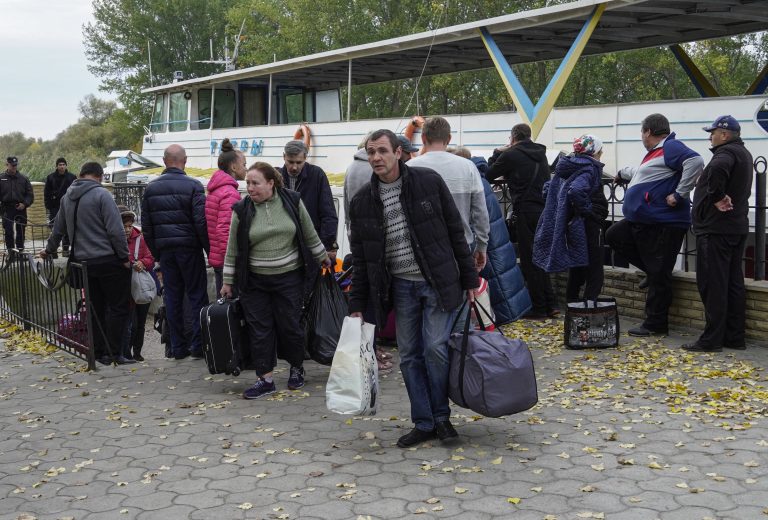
top-left (0, 318), bottom-right (766, 520)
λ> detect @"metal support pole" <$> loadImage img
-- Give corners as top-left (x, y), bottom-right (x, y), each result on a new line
top-left (754, 156), bottom-right (766, 281)
top-left (82, 262), bottom-right (96, 371)
top-left (268, 74), bottom-right (273, 126)
top-left (17, 251), bottom-right (30, 330)
top-left (209, 85), bottom-right (216, 130)
top-left (347, 59), bottom-right (352, 122)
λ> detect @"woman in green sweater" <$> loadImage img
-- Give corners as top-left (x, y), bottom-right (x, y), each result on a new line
top-left (221, 162), bottom-right (331, 399)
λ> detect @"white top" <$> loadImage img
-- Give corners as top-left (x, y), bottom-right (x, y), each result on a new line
top-left (408, 151), bottom-right (490, 252)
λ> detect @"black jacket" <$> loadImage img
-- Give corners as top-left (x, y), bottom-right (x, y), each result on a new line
top-left (140, 167), bottom-right (209, 257)
top-left (0, 171), bottom-right (34, 210)
top-left (348, 162), bottom-right (478, 326)
top-left (692, 138), bottom-right (754, 236)
top-left (487, 139), bottom-right (550, 213)
top-left (44, 170), bottom-right (76, 210)
top-left (231, 188), bottom-right (316, 294)
top-left (278, 162), bottom-right (338, 249)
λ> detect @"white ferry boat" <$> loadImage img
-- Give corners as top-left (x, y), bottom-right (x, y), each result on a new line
top-left (134, 0), bottom-right (767, 177)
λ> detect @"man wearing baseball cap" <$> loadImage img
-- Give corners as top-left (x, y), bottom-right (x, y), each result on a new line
top-left (0, 156), bottom-right (34, 259)
top-left (683, 115), bottom-right (753, 352)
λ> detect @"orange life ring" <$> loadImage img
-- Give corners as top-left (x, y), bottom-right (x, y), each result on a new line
top-left (403, 116), bottom-right (425, 157)
top-left (403, 116), bottom-right (424, 143)
top-left (293, 123), bottom-right (311, 150)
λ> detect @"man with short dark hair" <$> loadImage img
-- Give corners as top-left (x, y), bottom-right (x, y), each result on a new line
top-left (487, 123), bottom-right (556, 318)
top-left (141, 144), bottom-right (209, 360)
top-left (278, 140), bottom-right (338, 260)
top-left (41, 162), bottom-right (134, 365)
top-left (408, 117), bottom-right (490, 272)
top-left (605, 113), bottom-right (704, 337)
top-left (0, 156), bottom-right (34, 258)
top-left (348, 129), bottom-right (478, 448)
top-left (683, 115), bottom-right (753, 352)
top-left (44, 157), bottom-right (76, 256)
top-left (344, 134), bottom-right (419, 230)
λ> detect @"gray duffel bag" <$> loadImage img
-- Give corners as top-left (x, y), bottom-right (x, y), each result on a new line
top-left (448, 301), bottom-right (538, 418)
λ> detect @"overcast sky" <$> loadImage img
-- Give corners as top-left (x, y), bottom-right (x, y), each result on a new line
top-left (0, 0), bottom-right (105, 140)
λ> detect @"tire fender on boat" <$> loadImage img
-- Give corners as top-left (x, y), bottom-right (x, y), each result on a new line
top-left (293, 123), bottom-right (311, 151)
top-left (403, 116), bottom-right (424, 156)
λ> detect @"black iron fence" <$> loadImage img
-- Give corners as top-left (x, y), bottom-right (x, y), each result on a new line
top-left (492, 155), bottom-right (768, 281)
top-left (112, 182), bottom-right (146, 225)
top-left (0, 251), bottom-right (96, 370)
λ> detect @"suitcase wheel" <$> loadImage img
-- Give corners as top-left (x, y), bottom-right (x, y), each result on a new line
top-left (232, 367), bottom-right (240, 377)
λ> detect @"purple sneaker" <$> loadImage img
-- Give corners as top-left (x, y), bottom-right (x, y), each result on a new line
top-left (242, 379), bottom-right (276, 400)
top-left (287, 366), bottom-right (305, 390)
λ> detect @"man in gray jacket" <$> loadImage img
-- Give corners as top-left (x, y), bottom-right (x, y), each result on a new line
top-left (41, 162), bottom-right (134, 365)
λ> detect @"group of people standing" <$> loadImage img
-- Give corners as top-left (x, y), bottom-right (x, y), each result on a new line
top-left (10, 108), bottom-right (755, 449)
top-left (501, 113), bottom-right (753, 355)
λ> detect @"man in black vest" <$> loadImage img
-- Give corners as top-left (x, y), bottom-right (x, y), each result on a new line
top-left (44, 157), bottom-right (76, 257)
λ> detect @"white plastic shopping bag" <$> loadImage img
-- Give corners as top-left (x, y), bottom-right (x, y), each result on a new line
top-left (326, 316), bottom-right (379, 415)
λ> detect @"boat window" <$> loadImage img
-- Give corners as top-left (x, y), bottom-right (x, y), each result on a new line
top-left (315, 89), bottom-right (341, 122)
top-left (278, 87), bottom-right (306, 124)
top-left (150, 94), bottom-right (167, 133)
top-left (198, 89), bottom-right (236, 129)
top-left (240, 86), bottom-right (267, 127)
top-left (169, 92), bottom-right (188, 132)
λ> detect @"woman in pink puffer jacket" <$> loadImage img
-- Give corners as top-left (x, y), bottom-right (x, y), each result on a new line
top-left (206, 138), bottom-right (246, 294)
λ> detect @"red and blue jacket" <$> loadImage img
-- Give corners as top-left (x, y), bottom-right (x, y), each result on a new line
top-left (619, 133), bottom-right (703, 228)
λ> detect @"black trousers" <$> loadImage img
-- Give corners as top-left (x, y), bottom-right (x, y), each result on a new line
top-left (516, 210), bottom-right (555, 314)
top-left (87, 262), bottom-right (131, 359)
top-left (2, 207), bottom-right (26, 251)
top-left (567, 217), bottom-right (604, 302)
top-left (48, 208), bottom-right (70, 250)
top-left (605, 219), bottom-right (685, 330)
top-left (240, 269), bottom-right (304, 376)
top-left (696, 233), bottom-right (747, 348)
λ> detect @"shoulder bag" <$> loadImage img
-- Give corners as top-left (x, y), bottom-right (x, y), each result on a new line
top-left (130, 235), bottom-right (157, 304)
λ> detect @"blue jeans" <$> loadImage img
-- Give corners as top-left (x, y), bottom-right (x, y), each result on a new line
top-left (392, 277), bottom-right (458, 431)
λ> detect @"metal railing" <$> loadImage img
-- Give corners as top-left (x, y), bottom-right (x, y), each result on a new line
top-left (0, 252), bottom-right (96, 370)
top-left (112, 182), bottom-right (146, 225)
top-left (491, 154), bottom-right (768, 281)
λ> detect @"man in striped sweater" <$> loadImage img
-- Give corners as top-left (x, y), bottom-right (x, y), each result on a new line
top-left (605, 113), bottom-right (704, 337)
top-left (349, 129), bottom-right (479, 448)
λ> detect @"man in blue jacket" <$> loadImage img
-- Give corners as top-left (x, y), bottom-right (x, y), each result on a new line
top-left (605, 113), bottom-right (704, 337)
top-left (278, 140), bottom-right (338, 261)
top-left (141, 144), bottom-right (210, 360)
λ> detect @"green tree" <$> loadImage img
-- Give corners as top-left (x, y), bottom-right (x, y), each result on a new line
top-left (83, 0), bottom-right (236, 131)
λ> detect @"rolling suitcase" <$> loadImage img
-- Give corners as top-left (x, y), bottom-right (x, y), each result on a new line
top-left (200, 298), bottom-right (247, 376)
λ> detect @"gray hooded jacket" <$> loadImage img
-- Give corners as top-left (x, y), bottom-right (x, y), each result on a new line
top-left (46, 179), bottom-right (129, 264)
top-left (343, 148), bottom-right (373, 229)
